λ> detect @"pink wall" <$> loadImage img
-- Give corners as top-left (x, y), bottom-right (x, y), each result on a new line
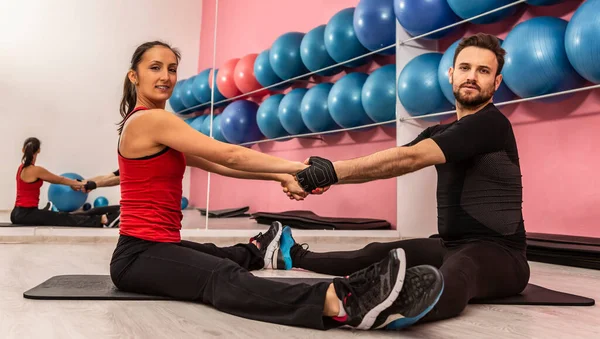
top-left (191, 0), bottom-right (397, 226)
top-left (438, 0), bottom-right (600, 237)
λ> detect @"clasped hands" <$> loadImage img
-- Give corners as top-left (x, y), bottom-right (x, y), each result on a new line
top-left (282, 156), bottom-right (338, 201)
top-left (70, 180), bottom-right (97, 193)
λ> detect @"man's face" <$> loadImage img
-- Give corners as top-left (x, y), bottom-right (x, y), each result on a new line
top-left (449, 46), bottom-right (502, 108)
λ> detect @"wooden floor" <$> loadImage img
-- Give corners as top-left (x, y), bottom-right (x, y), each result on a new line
top-left (0, 242), bottom-right (599, 339)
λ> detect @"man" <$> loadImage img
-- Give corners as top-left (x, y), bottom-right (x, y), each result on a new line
top-left (278, 33), bottom-right (530, 327)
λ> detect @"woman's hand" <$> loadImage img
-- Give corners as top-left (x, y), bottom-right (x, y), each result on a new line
top-left (280, 175), bottom-right (308, 201)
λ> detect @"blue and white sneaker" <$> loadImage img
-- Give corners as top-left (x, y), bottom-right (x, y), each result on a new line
top-left (371, 265), bottom-right (444, 330)
top-left (272, 225), bottom-right (296, 270)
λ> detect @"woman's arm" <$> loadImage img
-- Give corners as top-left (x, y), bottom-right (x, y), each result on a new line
top-left (32, 166), bottom-right (86, 187)
top-left (145, 109), bottom-right (307, 174)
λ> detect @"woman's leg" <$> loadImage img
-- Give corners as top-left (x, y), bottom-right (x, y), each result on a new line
top-left (10, 207), bottom-right (105, 227)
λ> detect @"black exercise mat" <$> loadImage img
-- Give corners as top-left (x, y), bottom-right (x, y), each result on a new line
top-left (251, 210), bottom-right (391, 230)
top-left (197, 207), bottom-right (250, 218)
top-left (527, 232), bottom-right (600, 247)
top-left (23, 275), bottom-right (594, 306)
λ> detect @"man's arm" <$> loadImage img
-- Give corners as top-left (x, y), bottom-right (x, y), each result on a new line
top-left (86, 173), bottom-right (120, 188)
top-left (334, 139), bottom-right (446, 184)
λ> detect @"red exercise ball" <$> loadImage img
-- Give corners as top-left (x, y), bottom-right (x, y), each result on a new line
top-left (233, 53), bottom-right (269, 97)
top-left (216, 58), bottom-right (242, 98)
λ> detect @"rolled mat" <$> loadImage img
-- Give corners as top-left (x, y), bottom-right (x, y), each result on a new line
top-left (23, 275), bottom-right (594, 306)
top-left (197, 207), bottom-right (250, 218)
top-left (251, 210), bottom-right (391, 230)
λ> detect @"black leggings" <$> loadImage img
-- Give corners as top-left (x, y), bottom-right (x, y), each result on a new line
top-left (10, 207), bottom-right (104, 227)
top-left (292, 238), bottom-right (530, 323)
top-left (109, 235), bottom-right (338, 330)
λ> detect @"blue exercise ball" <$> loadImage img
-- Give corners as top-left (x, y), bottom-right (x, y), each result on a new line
top-left (447, 0), bottom-right (523, 25)
top-left (300, 83), bottom-right (339, 132)
top-left (279, 88), bottom-right (311, 135)
top-left (51, 204), bottom-right (58, 212)
top-left (354, 0), bottom-right (396, 55)
top-left (208, 69), bottom-right (228, 107)
top-left (257, 94), bottom-right (289, 139)
top-left (48, 173), bottom-right (88, 212)
top-left (526, 0), bottom-right (563, 5)
top-left (191, 69), bottom-right (213, 104)
top-left (211, 114), bottom-right (228, 143)
top-left (325, 8), bottom-right (372, 68)
top-left (565, 0), bottom-right (600, 84)
top-left (254, 50), bottom-right (289, 90)
top-left (82, 203), bottom-right (92, 211)
top-left (94, 196), bottom-right (109, 208)
top-left (438, 38), bottom-right (516, 105)
top-left (169, 81), bottom-right (186, 113)
top-left (200, 114), bottom-right (214, 136)
top-left (300, 25), bottom-right (342, 76)
top-left (362, 64), bottom-right (397, 123)
top-left (220, 100), bottom-right (263, 144)
top-left (328, 72), bottom-right (374, 128)
top-left (180, 76), bottom-right (200, 111)
top-left (394, 0), bottom-right (460, 39)
top-left (502, 17), bottom-right (586, 101)
top-left (189, 115), bottom-right (207, 133)
top-left (181, 197), bottom-right (189, 210)
top-left (270, 32), bottom-right (309, 80)
top-left (398, 53), bottom-right (454, 120)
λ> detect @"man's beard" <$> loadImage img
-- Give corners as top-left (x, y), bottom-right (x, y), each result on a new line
top-left (453, 80), bottom-right (495, 108)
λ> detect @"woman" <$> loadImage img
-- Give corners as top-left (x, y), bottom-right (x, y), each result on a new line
top-left (11, 137), bottom-right (120, 227)
top-left (108, 41), bottom-right (441, 331)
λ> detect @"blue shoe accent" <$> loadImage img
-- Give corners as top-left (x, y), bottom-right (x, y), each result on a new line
top-left (386, 281), bottom-right (444, 330)
top-left (279, 226), bottom-right (295, 270)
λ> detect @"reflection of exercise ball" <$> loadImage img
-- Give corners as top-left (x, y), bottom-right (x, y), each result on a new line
top-left (325, 8), bottom-right (371, 68)
top-left (169, 81), bottom-right (186, 113)
top-left (397, 53), bottom-right (453, 121)
top-left (220, 100), bottom-right (263, 144)
top-left (393, 0), bottom-right (460, 39)
top-left (447, 0), bottom-right (523, 25)
top-left (270, 32), bottom-right (309, 80)
top-left (257, 94), bottom-right (289, 139)
top-left (502, 17), bottom-right (585, 101)
top-left (354, 0), bottom-right (396, 54)
top-left (216, 58), bottom-right (242, 98)
top-left (301, 83), bottom-right (339, 132)
top-left (189, 115), bottom-right (207, 133)
top-left (362, 64), bottom-right (397, 123)
top-left (94, 196), bottom-right (109, 208)
top-left (565, 0), bottom-right (600, 84)
top-left (438, 38), bottom-right (516, 105)
top-left (180, 76), bottom-right (200, 111)
top-left (328, 72), bottom-right (373, 128)
top-left (181, 197), bottom-right (189, 210)
top-left (279, 89), bottom-right (311, 135)
top-left (300, 25), bottom-right (341, 76)
top-left (526, 0), bottom-right (563, 5)
top-left (191, 69), bottom-right (213, 104)
top-left (48, 173), bottom-right (88, 212)
top-left (211, 114), bottom-right (228, 143)
top-left (82, 203), bottom-right (92, 211)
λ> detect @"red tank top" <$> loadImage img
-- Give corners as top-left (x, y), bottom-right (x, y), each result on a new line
top-left (15, 164), bottom-right (43, 208)
top-left (118, 107), bottom-right (186, 242)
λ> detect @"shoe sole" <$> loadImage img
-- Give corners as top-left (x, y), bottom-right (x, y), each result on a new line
top-left (356, 248), bottom-right (407, 330)
top-left (263, 222), bottom-right (283, 269)
top-left (279, 226), bottom-right (294, 270)
top-left (385, 265), bottom-right (444, 330)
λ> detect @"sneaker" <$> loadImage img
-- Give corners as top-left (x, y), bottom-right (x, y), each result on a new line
top-left (42, 201), bottom-right (53, 211)
top-left (372, 265), bottom-right (444, 330)
top-left (333, 248), bottom-right (407, 330)
top-left (273, 226), bottom-right (295, 270)
top-left (249, 221), bottom-right (283, 269)
top-left (104, 212), bottom-right (121, 228)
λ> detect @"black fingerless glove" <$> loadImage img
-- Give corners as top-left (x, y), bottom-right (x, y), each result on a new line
top-left (295, 156), bottom-right (338, 193)
top-left (84, 181), bottom-right (97, 191)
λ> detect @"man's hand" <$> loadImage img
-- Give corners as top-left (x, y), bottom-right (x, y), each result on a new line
top-left (294, 156), bottom-right (338, 193)
top-left (280, 175), bottom-right (307, 201)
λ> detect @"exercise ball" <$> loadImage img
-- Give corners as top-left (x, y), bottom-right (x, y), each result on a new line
top-left (94, 196), bottom-right (109, 208)
top-left (300, 25), bottom-right (342, 76)
top-left (254, 50), bottom-right (289, 90)
top-left (207, 69), bottom-right (229, 107)
top-left (354, 0), bottom-right (396, 55)
top-left (82, 203), bottom-right (92, 211)
top-left (270, 32), bottom-right (309, 80)
top-left (234, 53), bottom-right (269, 96)
top-left (169, 80), bottom-right (186, 113)
top-left (48, 173), bottom-right (88, 212)
top-left (398, 53), bottom-right (454, 120)
top-left (279, 88), bottom-right (311, 135)
top-left (438, 38), bottom-right (516, 105)
top-left (216, 58), bottom-right (242, 98)
top-left (328, 72), bottom-right (374, 128)
top-left (257, 94), bottom-right (289, 139)
top-left (181, 197), bottom-right (189, 210)
top-left (220, 100), bottom-right (263, 144)
top-left (502, 17), bottom-right (585, 100)
top-left (200, 114), bottom-right (213, 136)
top-left (526, 0), bottom-right (563, 5)
top-left (301, 83), bottom-right (339, 132)
top-left (447, 0), bottom-right (523, 25)
top-left (180, 76), bottom-right (200, 111)
top-left (325, 8), bottom-right (372, 68)
top-left (362, 64), bottom-right (397, 123)
top-left (211, 114), bottom-right (228, 143)
top-left (394, 0), bottom-right (460, 40)
top-left (191, 69), bottom-right (212, 104)
top-left (565, 0), bottom-right (600, 84)
top-left (51, 204), bottom-right (58, 212)
top-left (189, 115), bottom-right (207, 133)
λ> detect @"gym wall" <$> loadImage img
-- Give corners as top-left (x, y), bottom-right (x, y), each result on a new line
top-left (0, 0), bottom-right (203, 210)
top-left (190, 0), bottom-right (400, 228)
